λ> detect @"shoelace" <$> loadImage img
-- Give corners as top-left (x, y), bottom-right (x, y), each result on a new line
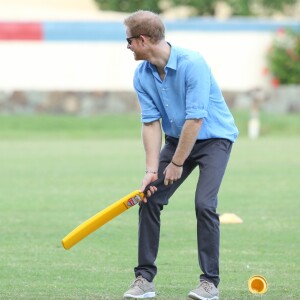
top-left (130, 277), bottom-right (145, 288)
top-left (199, 280), bottom-right (213, 293)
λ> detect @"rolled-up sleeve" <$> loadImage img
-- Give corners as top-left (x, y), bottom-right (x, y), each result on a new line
top-left (133, 69), bottom-right (161, 123)
top-left (185, 57), bottom-right (210, 120)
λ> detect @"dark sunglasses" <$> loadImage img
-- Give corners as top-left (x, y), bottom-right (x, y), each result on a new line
top-left (126, 34), bottom-right (150, 45)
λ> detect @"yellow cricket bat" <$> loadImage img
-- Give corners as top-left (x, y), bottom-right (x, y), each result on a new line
top-left (62, 190), bottom-right (144, 250)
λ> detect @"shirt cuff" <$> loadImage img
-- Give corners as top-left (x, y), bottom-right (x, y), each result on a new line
top-left (141, 115), bottom-right (161, 123)
top-left (185, 109), bottom-right (208, 120)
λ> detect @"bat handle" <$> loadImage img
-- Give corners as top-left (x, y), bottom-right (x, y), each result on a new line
top-left (143, 176), bottom-right (165, 196)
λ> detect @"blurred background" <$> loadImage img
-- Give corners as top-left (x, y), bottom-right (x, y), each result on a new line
top-left (0, 3), bottom-right (299, 298)
top-left (0, 0), bottom-right (299, 136)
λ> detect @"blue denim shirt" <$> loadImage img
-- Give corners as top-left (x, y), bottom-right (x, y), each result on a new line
top-left (133, 45), bottom-right (239, 142)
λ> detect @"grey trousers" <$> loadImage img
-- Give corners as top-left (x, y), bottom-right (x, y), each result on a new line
top-left (134, 136), bottom-right (233, 287)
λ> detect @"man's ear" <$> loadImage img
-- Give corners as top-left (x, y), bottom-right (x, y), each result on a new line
top-left (140, 35), bottom-right (150, 45)
top-left (140, 35), bottom-right (145, 45)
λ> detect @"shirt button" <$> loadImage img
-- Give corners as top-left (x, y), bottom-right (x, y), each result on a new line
top-left (165, 104), bottom-right (168, 107)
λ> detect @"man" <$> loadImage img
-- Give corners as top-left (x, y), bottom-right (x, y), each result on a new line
top-left (123, 10), bottom-right (238, 300)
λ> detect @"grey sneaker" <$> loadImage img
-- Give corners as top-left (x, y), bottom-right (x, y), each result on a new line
top-left (188, 280), bottom-right (219, 300)
top-left (124, 275), bottom-right (156, 299)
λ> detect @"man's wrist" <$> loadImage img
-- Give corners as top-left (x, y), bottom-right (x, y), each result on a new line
top-left (145, 169), bottom-right (158, 174)
top-left (171, 160), bottom-right (183, 167)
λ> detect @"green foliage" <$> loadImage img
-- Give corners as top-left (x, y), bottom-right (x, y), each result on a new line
top-left (225, 0), bottom-right (252, 16)
top-left (94, 0), bottom-right (298, 16)
top-left (171, 0), bottom-right (217, 15)
top-left (259, 0), bottom-right (297, 12)
top-left (267, 28), bottom-right (300, 85)
top-left (94, 0), bottom-right (161, 13)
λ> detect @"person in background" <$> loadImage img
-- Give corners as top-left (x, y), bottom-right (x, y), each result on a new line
top-left (123, 10), bottom-right (238, 300)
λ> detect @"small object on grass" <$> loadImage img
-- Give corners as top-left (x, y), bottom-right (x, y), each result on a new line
top-left (248, 275), bottom-right (268, 294)
top-left (219, 213), bottom-right (243, 224)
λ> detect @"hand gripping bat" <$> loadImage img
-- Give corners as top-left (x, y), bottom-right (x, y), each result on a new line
top-left (61, 178), bottom-right (161, 250)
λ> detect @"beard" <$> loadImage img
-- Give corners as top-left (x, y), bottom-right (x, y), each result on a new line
top-left (132, 50), bottom-right (147, 61)
top-left (133, 52), bottom-right (141, 61)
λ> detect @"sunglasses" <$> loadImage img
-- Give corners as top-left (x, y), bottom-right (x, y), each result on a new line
top-left (126, 34), bottom-right (150, 45)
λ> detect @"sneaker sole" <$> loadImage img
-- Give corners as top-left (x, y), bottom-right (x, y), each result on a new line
top-left (124, 291), bottom-right (156, 299)
top-left (188, 291), bottom-right (219, 300)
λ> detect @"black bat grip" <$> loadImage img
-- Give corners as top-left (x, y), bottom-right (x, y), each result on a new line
top-left (143, 176), bottom-right (165, 196)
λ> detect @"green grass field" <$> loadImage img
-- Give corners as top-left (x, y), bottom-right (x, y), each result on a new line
top-left (0, 113), bottom-right (299, 299)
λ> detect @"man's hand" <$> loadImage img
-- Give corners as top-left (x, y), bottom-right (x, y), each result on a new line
top-left (140, 173), bottom-right (158, 203)
top-left (162, 118), bottom-right (202, 186)
top-left (163, 162), bottom-right (183, 186)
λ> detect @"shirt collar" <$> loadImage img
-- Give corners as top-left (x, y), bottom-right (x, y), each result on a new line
top-left (165, 43), bottom-right (177, 70)
top-left (147, 43), bottom-right (177, 72)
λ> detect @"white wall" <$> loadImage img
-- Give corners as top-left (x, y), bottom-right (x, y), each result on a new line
top-left (0, 31), bottom-right (274, 92)
top-left (168, 31), bottom-right (273, 91)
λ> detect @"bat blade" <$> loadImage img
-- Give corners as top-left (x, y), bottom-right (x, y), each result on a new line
top-left (62, 190), bottom-right (144, 250)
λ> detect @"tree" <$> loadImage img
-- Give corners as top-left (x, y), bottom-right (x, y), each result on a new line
top-left (94, 0), bottom-right (162, 13)
top-left (227, 0), bottom-right (298, 16)
top-left (258, 0), bottom-right (297, 14)
top-left (171, 0), bottom-right (218, 15)
top-left (94, 0), bottom-right (298, 16)
top-left (225, 0), bottom-right (252, 15)
top-left (267, 28), bottom-right (300, 85)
